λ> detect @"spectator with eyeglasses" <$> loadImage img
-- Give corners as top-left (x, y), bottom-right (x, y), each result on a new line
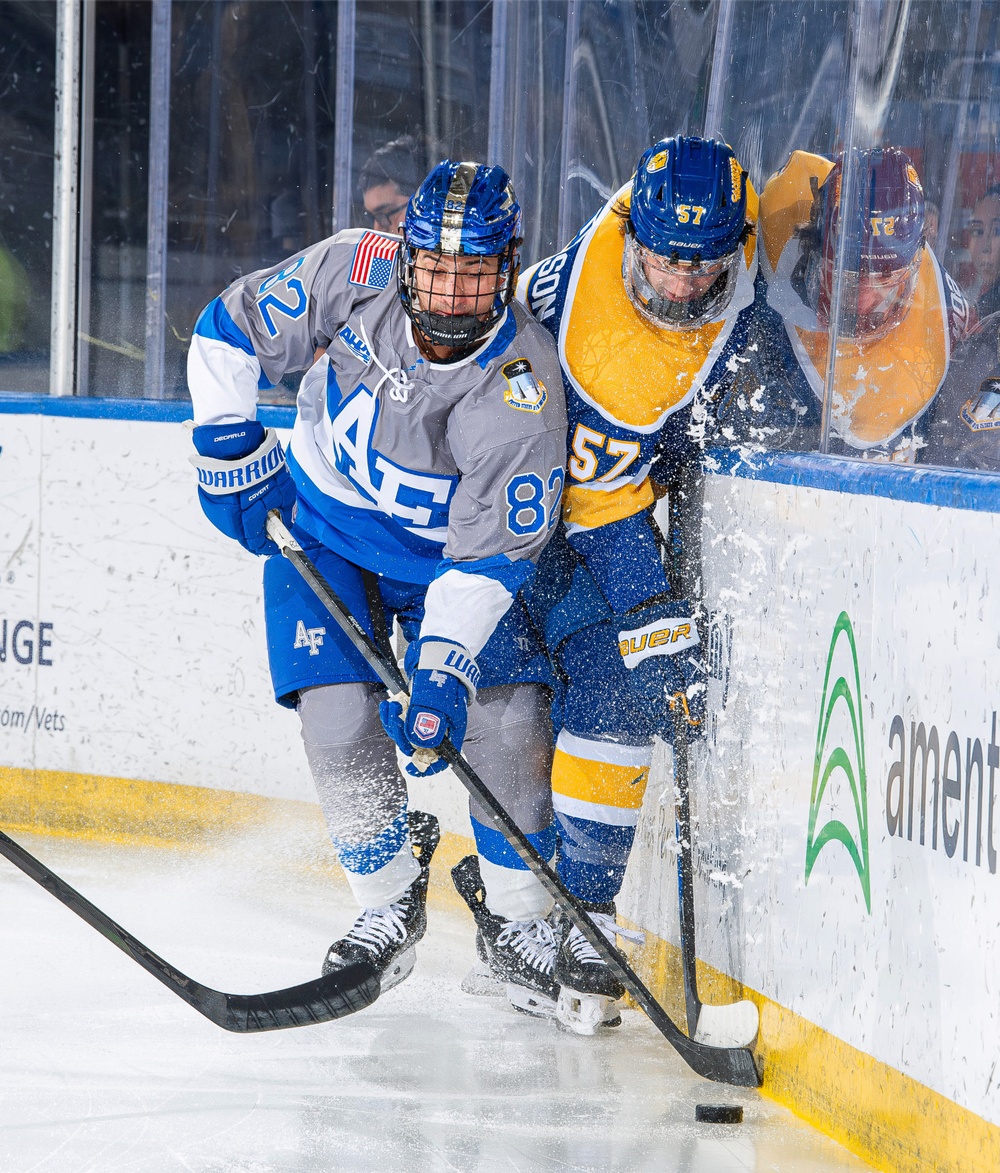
top-left (358, 134), bottom-right (421, 233)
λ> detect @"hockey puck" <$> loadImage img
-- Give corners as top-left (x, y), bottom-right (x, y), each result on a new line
top-left (695, 1104), bottom-right (743, 1124)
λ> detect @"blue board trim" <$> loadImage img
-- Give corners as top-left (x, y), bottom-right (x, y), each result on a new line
top-left (0, 393), bottom-right (297, 429)
top-left (706, 446), bottom-right (1000, 514)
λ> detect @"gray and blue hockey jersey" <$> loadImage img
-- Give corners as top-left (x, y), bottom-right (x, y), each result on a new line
top-left (188, 228), bottom-right (567, 655)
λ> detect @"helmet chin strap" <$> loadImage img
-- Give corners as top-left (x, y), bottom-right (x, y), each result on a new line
top-left (411, 307), bottom-right (505, 364)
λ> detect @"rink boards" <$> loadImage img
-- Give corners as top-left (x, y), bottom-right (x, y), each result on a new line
top-left (2, 399), bottom-right (999, 1172)
top-left (651, 449), bottom-right (1000, 1172)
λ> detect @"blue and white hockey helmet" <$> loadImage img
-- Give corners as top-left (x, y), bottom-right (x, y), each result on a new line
top-left (623, 136), bottom-right (751, 331)
top-left (399, 160), bottom-right (522, 353)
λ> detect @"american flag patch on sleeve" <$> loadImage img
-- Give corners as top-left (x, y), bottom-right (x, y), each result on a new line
top-left (349, 231), bottom-right (399, 289)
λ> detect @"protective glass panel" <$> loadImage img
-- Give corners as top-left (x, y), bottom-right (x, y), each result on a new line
top-left (705, 1), bottom-right (852, 454)
top-left (0, 3), bottom-right (55, 394)
top-left (709, 0), bottom-right (1000, 473)
top-left (493, 1), bottom-right (717, 265)
top-left (81, 0), bottom-right (494, 402)
top-left (353, 0), bottom-right (491, 216)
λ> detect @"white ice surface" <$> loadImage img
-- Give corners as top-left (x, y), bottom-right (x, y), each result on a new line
top-left (0, 829), bottom-right (874, 1173)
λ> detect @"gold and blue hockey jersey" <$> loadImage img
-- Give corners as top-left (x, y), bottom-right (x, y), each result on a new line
top-left (519, 181), bottom-right (761, 882)
top-left (519, 181), bottom-right (759, 614)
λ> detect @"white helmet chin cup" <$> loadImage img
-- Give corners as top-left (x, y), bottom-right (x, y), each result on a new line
top-left (622, 233), bottom-right (741, 332)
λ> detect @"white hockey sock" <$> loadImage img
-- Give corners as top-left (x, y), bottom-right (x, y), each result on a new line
top-left (343, 841), bottom-right (420, 909)
top-left (480, 857), bottom-right (554, 922)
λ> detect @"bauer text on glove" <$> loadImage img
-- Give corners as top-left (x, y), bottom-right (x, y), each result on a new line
top-left (618, 601), bottom-right (706, 729)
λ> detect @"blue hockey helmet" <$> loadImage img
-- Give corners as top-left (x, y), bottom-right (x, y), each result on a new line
top-left (623, 136), bottom-right (751, 330)
top-left (807, 147), bottom-right (925, 341)
top-left (399, 160), bottom-right (522, 354)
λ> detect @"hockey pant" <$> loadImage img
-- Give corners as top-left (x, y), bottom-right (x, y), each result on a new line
top-left (551, 620), bottom-right (670, 905)
top-left (298, 681), bottom-right (555, 920)
top-left (262, 532), bottom-right (556, 921)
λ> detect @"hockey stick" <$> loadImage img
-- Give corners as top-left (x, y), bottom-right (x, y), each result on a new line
top-left (0, 829), bottom-right (379, 1032)
top-left (670, 702), bottom-right (759, 1049)
top-left (267, 512), bottom-right (760, 1087)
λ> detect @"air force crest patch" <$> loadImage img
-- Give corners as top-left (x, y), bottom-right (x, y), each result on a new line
top-left (501, 358), bottom-right (546, 413)
top-left (961, 379), bottom-right (1000, 432)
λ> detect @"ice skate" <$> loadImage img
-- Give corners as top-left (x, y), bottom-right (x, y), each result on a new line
top-left (322, 810), bottom-right (440, 994)
top-left (452, 855), bottom-right (560, 1019)
top-left (554, 903), bottom-right (632, 1036)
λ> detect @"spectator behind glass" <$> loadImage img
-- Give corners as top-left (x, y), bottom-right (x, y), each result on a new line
top-left (967, 186), bottom-right (1000, 319)
top-left (922, 311), bottom-right (1000, 471)
top-left (358, 135), bottom-right (421, 233)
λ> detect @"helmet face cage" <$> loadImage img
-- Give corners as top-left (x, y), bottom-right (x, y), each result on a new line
top-left (399, 240), bottom-right (519, 352)
top-left (817, 253), bottom-right (922, 342)
top-left (398, 160), bottom-right (521, 355)
top-left (622, 229), bottom-right (742, 331)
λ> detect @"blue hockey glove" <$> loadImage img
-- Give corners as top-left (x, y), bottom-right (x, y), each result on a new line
top-left (190, 421), bottom-right (296, 555)
top-left (617, 601), bottom-right (706, 735)
top-left (379, 637), bottom-right (480, 776)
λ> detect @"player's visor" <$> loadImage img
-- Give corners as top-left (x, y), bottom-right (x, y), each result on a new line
top-left (622, 233), bottom-right (741, 331)
top-left (817, 251), bottom-right (921, 342)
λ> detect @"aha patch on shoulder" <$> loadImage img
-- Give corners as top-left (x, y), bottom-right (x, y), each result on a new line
top-left (501, 358), bottom-right (547, 413)
top-left (337, 324), bottom-right (372, 365)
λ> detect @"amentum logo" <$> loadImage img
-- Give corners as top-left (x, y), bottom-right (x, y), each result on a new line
top-left (885, 710), bottom-right (1000, 872)
top-left (805, 611), bottom-right (872, 912)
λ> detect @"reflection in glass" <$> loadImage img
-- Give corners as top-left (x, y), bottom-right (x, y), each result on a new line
top-left (757, 147), bottom-right (969, 461)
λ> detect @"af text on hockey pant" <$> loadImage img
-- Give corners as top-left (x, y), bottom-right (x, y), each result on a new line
top-left (264, 532), bottom-right (556, 920)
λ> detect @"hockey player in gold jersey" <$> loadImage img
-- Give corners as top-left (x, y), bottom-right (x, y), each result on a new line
top-left (517, 136), bottom-right (759, 1031)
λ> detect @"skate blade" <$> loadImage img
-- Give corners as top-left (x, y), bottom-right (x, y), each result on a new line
top-left (461, 962), bottom-right (505, 998)
top-left (556, 987), bottom-right (620, 1036)
top-left (506, 982), bottom-right (558, 1019)
top-left (379, 946), bottom-right (417, 994)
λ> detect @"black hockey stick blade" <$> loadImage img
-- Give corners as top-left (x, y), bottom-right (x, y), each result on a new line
top-left (267, 513), bottom-right (761, 1087)
top-left (0, 828), bottom-right (380, 1032)
top-left (671, 705), bottom-right (759, 1051)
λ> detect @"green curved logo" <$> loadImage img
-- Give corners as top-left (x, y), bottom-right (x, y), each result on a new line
top-left (805, 611), bottom-right (871, 912)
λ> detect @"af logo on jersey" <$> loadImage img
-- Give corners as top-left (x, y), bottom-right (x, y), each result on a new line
top-left (293, 620), bottom-right (326, 656)
top-left (501, 358), bottom-right (547, 413)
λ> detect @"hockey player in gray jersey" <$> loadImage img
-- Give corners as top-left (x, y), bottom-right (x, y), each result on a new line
top-left (187, 161), bottom-right (569, 1016)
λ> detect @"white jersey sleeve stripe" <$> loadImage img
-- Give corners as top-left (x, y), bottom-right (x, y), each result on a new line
top-left (420, 568), bottom-right (514, 657)
top-left (188, 333), bottom-right (263, 427)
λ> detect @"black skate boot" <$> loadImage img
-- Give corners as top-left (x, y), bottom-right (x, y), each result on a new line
top-left (322, 810), bottom-right (440, 994)
top-left (452, 855), bottom-right (560, 1019)
top-left (554, 901), bottom-right (632, 1035)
